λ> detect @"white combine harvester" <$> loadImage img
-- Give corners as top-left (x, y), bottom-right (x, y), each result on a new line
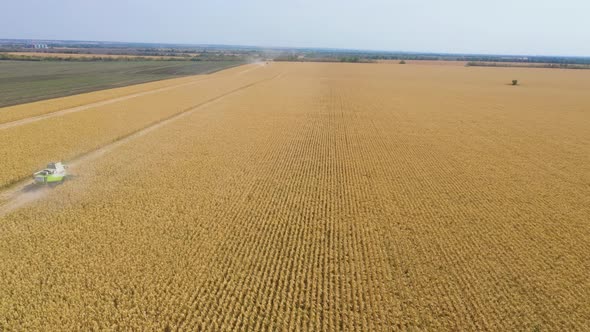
top-left (33, 162), bottom-right (68, 185)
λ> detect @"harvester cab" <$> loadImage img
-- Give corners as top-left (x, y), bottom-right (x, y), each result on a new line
top-left (33, 162), bottom-right (68, 185)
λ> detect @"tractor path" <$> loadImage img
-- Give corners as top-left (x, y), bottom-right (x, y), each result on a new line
top-left (0, 75), bottom-right (212, 130)
top-left (0, 62), bottom-right (268, 130)
top-left (0, 71), bottom-right (281, 218)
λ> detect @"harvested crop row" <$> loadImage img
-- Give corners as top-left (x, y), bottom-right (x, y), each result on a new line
top-left (0, 62), bottom-right (589, 330)
top-left (0, 63), bottom-right (252, 124)
top-left (0, 75), bottom-right (205, 124)
top-left (0, 64), bottom-right (277, 188)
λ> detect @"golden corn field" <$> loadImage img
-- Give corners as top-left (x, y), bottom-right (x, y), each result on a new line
top-left (1, 62), bottom-right (589, 331)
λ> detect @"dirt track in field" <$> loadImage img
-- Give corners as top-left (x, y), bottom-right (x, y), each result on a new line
top-left (0, 72), bottom-right (279, 217)
top-left (0, 76), bottom-right (212, 130)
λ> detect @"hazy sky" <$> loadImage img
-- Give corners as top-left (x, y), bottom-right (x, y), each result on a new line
top-left (2, 0), bottom-right (589, 56)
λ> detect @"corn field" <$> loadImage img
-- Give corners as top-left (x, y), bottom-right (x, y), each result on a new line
top-left (0, 62), bottom-right (589, 331)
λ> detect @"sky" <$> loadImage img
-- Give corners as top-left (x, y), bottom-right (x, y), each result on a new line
top-left (1, 0), bottom-right (589, 56)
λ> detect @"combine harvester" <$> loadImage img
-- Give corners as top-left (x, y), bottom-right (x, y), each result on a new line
top-left (32, 162), bottom-right (68, 186)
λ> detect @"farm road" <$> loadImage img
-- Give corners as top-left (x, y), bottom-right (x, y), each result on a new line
top-left (0, 68), bottom-right (280, 217)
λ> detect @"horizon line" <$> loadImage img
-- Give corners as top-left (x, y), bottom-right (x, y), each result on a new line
top-left (2, 37), bottom-right (589, 59)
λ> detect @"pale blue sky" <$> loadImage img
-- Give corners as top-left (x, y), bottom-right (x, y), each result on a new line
top-left (2, 0), bottom-right (589, 56)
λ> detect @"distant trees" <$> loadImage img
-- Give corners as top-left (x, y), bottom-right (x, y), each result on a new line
top-left (399, 60), bottom-right (406, 64)
top-left (340, 56), bottom-right (360, 63)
